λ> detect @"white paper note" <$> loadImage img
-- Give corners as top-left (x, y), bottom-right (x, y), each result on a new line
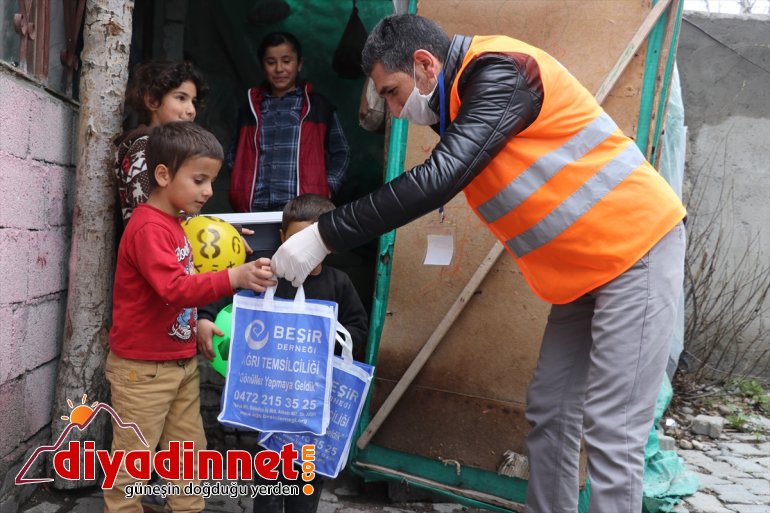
top-left (423, 234), bottom-right (454, 266)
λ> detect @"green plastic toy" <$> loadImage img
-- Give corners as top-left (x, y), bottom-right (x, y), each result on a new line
top-left (210, 304), bottom-right (232, 377)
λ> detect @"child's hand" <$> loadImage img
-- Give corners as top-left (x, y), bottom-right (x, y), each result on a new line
top-left (240, 226), bottom-right (254, 255)
top-left (229, 257), bottom-right (276, 293)
top-left (232, 224), bottom-right (255, 255)
top-left (197, 318), bottom-right (221, 361)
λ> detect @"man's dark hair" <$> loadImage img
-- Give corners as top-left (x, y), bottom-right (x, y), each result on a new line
top-left (258, 31), bottom-right (303, 64)
top-left (361, 14), bottom-right (451, 75)
top-left (281, 194), bottom-right (335, 233)
top-left (145, 122), bottom-right (223, 186)
top-left (125, 61), bottom-right (208, 125)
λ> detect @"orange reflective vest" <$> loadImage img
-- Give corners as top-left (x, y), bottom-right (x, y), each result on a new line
top-left (451, 36), bottom-right (686, 304)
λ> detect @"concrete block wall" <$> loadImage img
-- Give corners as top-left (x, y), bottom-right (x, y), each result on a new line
top-left (677, 13), bottom-right (770, 379)
top-left (0, 66), bottom-right (77, 511)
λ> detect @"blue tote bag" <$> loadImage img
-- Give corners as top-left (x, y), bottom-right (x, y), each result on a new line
top-left (259, 327), bottom-right (375, 478)
top-left (218, 286), bottom-right (336, 435)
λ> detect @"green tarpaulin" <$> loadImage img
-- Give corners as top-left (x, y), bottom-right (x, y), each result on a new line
top-left (642, 377), bottom-right (699, 512)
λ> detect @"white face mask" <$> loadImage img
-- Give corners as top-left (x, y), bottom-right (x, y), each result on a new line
top-left (399, 65), bottom-right (439, 125)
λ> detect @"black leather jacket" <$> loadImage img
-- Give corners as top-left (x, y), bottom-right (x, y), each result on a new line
top-left (318, 34), bottom-right (544, 252)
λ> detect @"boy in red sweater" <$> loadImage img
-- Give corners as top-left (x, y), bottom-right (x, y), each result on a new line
top-left (105, 122), bottom-right (275, 513)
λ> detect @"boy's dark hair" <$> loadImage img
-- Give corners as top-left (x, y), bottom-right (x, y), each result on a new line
top-left (125, 61), bottom-right (208, 125)
top-left (145, 122), bottom-right (223, 186)
top-left (257, 31), bottom-right (302, 64)
top-left (281, 194), bottom-right (335, 232)
top-left (361, 14), bottom-right (450, 75)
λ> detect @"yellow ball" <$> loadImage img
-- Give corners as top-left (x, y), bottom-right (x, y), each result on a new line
top-left (182, 216), bottom-right (246, 274)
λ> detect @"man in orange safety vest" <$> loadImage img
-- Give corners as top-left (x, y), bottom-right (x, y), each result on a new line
top-left (271, 14), bottom-right (686, 513)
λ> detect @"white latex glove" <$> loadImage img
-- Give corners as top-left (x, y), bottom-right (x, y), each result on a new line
top-left (271, 222), bottom-right (330, 287)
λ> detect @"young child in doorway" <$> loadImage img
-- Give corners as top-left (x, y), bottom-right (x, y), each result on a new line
top-left (198, 193), bottom-right (368, 363)
top-left (229, 32), bottom-right (351, 213)
top-left (105, 122), bottom-right (276, 513)
top-left (254, 194), bottom-right (369, 513)
top-left (114, 61), bottom-right (207, 225)
top-left (198, 194), bottom-right (368, 513)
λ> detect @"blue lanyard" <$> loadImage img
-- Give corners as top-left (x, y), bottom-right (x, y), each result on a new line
top-left (437, 69), bottom-right (446, 223)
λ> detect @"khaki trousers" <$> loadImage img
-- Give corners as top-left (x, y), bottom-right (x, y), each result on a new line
top-left (525, 222), bottom-right (686, 513)
top-left (104, 352), bottom-right (207, 513)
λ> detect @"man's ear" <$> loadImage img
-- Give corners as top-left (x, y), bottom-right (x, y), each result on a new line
top-left (413, 49), bottom-right (439, 80)
top-left (154, 164), bottom-right (171, 187)
top-left (279, 229), bottom-right (287, 243)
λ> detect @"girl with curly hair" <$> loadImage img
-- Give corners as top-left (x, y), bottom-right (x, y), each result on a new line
top-left (114, 61), bottom-right (209, 224)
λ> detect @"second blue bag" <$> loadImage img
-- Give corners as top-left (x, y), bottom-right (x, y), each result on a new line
top-left (218, 286), bottom-right (336, 435)
top-left (259, 327), bottom-right (374, 478)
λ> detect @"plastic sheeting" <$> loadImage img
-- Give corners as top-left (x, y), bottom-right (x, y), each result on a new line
top-left (657, 64), bottom-right (687, 378)
top-left (642, 377), bottom-right (699, 512)
top-left (658, 64), bottom-right (686, 198)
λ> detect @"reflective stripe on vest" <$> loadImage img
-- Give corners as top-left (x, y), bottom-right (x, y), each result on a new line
top-left (506, 142), bottom-right (645, 257)
top-left (477, 112), bottom-right (618, 224)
